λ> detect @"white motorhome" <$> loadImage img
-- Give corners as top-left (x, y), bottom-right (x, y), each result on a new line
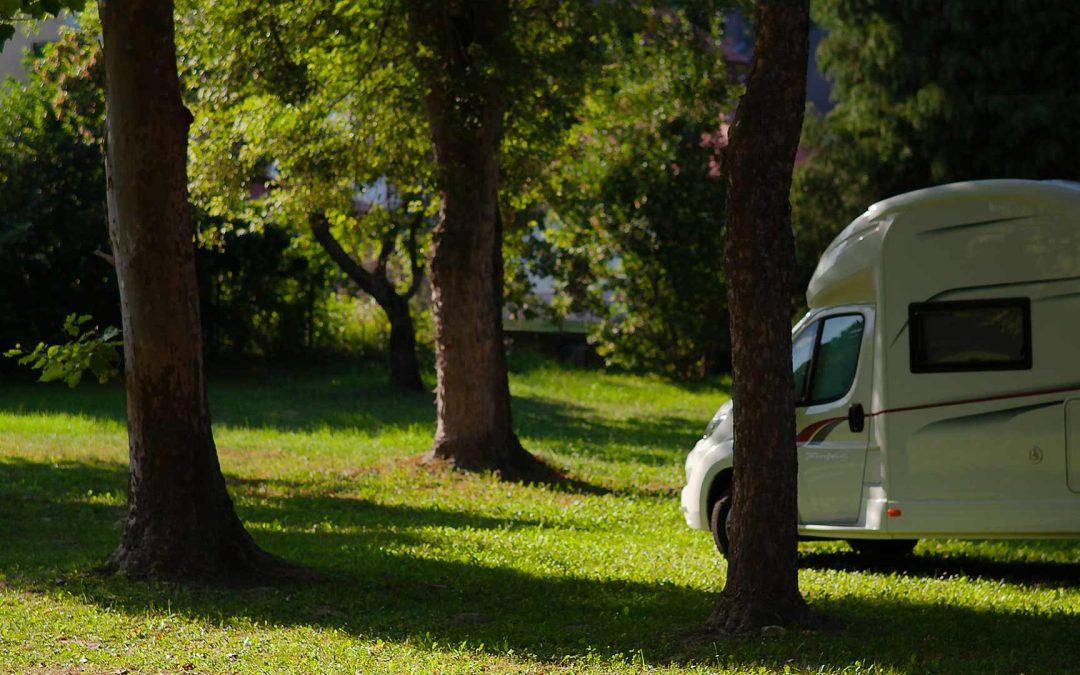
top-left (681, 179), bottom-right (1080, 556)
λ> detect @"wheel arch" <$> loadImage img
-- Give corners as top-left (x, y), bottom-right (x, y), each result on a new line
top-left (706, 467), bottom-right (733, 517)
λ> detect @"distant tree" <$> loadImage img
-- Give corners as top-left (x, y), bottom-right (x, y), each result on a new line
top-left (791, 0), bottom-right (1080, 298)
top-left (178, 0), bottom-right (431, 390)
top-left (97, 0), bottom-right (286, 581)
top-left (709, 0), bottom-right (815, 633)
top-left (518, 7), bottom-right (735, 380)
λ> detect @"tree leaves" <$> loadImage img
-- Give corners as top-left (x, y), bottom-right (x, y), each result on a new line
top-left (516, 5), bottom-right (736, 380)
top-left (5, 313), bottom-right (122, 387)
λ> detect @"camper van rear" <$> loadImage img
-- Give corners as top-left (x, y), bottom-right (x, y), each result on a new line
top-left (681, 179), bottom-right (1080, 557)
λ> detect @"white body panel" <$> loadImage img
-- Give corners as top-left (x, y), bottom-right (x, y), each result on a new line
top-left (681, 180), bottom-right (1080, 541)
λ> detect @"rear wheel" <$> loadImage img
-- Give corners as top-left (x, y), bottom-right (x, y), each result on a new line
top-left (847, 538), bottom-right (918, 558)
top-left (709, 486), bottom-right (733, 557)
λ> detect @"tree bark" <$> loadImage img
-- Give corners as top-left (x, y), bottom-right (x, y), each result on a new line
top-left (405, 0), bottom-right (544, 478)
top-left (309, 214), bottom-right (425, 391)
top-left (99, 0), bottom-right (288, 582)
top-left (385, 290), bottom-right (424, 391)
top-left (709, 0), bottom-right (816, 633)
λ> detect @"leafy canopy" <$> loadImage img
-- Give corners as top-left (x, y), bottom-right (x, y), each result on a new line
top-left (512, 6), bottom-right (737, 379)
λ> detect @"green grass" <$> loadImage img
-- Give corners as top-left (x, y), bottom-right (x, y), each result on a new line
top-left (0, 356), bottom-right (1077, 673)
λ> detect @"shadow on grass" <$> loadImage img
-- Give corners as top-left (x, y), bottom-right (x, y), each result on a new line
top-left (0, 363), bottom-right (435, 433)
top-left (1, 457), bottom-right (1077, 673)
top-left (799, 545), bottom-right (1080, 589)
top-left (514, 395), bottom-right (704, 467)
top-left (0, 380), bottom-right (128, 423)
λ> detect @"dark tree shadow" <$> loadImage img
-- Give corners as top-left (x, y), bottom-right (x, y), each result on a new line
top-left (513, 395), bottom-right (709, 468)
top-left (0, 380), bottom-right (128, 423)
top-left (0, 363), bottom-right (437, 434)
top-left (799, 544), bottom-right (1080, 589)
top-left (1, 458), bottom-right (1077, 674)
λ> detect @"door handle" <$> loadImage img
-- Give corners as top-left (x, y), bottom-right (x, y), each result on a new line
top-left (848, 403), bottom-right (865, 433)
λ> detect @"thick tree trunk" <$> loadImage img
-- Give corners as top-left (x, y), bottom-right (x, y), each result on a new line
top-left (406, 0), bottom-right (543, 478)
top-left (99, 0), bottom-right (287, 582)
top-left (708, 0), bottom-right (816, 633)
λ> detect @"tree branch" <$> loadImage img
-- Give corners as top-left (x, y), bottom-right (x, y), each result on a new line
top-left (375, 224), bottom-right (397, 275)
top-left (308, 212), bottom-right (380, 300)
top-left (93, 249), bottom-right (116, 267)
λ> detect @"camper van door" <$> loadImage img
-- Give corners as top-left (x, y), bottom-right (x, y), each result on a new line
top-left (793, 307), bottom-right (875, 524)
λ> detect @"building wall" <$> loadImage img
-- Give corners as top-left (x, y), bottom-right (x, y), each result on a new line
top-left (0, 18), bottom-right (64, 82)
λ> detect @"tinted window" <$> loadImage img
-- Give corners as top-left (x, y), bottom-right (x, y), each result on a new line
top-left (792, 321), bottom-right (818, 401)
top-left (809, 315), bottom-right (865, 403)
top-left (909, 299), bottom-right (1031, 372)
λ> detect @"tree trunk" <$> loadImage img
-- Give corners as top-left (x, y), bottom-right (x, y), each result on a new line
top-left (99, 0), bottom-right (288, 583)
top-left (386, 291), bottom-right (424, 391)
top-left (406, 0), bottom-right (543, 479)
top-left (709, 0), bottom-right (816, 633)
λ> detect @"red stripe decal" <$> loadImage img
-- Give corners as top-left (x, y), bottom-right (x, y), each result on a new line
top-left (793, 384), bottom-right (1078, 444)
top-left (811, 418), bottom-right (845, 442)
top-left (796, 417), bottom-right (843, 443)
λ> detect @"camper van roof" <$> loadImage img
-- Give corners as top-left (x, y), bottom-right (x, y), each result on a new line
top-left (864, 179), bottom-right (1080, 218)
top-left (806, 179), bottom-right (1080, 308)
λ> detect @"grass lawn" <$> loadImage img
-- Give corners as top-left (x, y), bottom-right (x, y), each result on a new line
top-left (0, 355), bottom-right (1077, 673)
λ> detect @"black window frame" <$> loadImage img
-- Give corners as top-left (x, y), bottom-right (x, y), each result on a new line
top-left (908, 297), bottom-right (1032, 374)
top-left (793, 319), bottom-right (821, 407)
top-left (795, 312), bottom-right (866, 408)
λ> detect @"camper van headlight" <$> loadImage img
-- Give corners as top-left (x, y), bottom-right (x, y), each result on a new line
top-left (703, 408), bottom-right (728, 438)
top-left (701, 401), bottom-right (733, 439)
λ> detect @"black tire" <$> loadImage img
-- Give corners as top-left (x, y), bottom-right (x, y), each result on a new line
top-left (709, 487), bottom-right (733, 557)
top-left (847, 538), bottom-right (918, 558)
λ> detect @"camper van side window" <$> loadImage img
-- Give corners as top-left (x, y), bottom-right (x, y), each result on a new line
top-left (909, 298), bottom-right (1031, 373)
top-left (808, 315), bottom-right (865, 404)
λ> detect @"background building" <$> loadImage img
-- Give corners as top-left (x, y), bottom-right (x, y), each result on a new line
top-left (0, 18), bottom-right (64, 82)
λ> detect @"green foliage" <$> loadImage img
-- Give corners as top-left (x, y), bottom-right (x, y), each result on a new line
top-left (0, 40), bottom-right (118, 361)
top-left (311, 291), bottom-right (434, 360)
top-left (514, 7), bottom-right (737, 380)
top-left (31, 9), bottom-right (104, 146)
top-left (791, 0), bottom-right (1080, 302)
top-left (4, 12), bottom-right (347, 362)
top-left (179, 0), bottom-right (433, 284)
top-left (198, 221), bottom-right (331, 359)
top-left (4, 313), bottom-right (120, 387)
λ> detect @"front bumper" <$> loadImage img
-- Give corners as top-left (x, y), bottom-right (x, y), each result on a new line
top-left (680, 483), bottom-right (705, 529)
top-left (680, 436), bottom-right (720, 531)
